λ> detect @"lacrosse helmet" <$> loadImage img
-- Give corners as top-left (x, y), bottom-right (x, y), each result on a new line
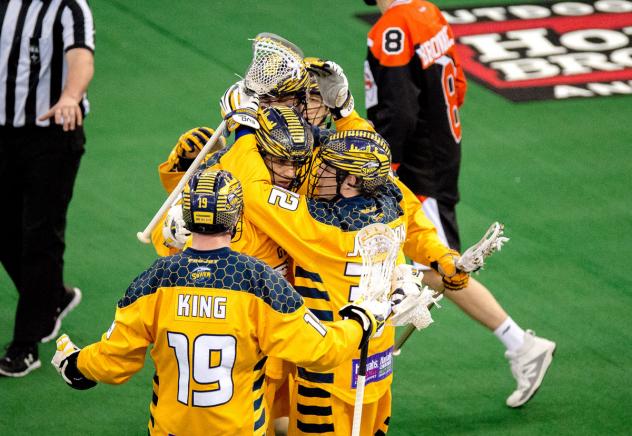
top-left (303, 79), bottom-right (331, 128)
top-left (255, 105), bottom-right (314, 190)
top-left (182, 169), bottom-right (243, 235)
top-left (308, 130), bottom-right (391, 199)
top-left (251, 33), bottom-right (311, 107)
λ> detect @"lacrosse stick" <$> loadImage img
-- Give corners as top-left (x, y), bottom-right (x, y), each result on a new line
top-left (393, 222), bottom-right (509, 354)
top-left (137, 33), bottom-right (305, 243)
top-left (352, 223), bottom-right (400, 436)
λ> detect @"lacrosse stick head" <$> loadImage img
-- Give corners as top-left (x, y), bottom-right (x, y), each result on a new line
top-left (356, 223), bottom-right (400, 302)
top-left (244, 33), bottom-right (306, 97)
top-left (457, 222), bottom-right (510, 273)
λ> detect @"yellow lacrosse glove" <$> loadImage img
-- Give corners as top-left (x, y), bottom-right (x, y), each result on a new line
top-left (166, 127), bottom-right (222, 172)
top-left (435, 249), bottom-right (469, 291)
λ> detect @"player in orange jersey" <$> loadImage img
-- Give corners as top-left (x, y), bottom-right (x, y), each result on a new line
top-left (364, 0), bottom-right (556, 408)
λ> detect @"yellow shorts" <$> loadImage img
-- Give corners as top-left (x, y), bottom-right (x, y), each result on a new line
top-left (288, 380), bottom-right (391, 435)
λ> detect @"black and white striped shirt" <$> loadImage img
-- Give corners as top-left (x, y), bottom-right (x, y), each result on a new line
top-left (0, 0), bottom-right (94, 127)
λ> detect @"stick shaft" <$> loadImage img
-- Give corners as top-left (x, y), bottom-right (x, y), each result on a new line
top-left (394, 296), bottom-right (442, 355)
top-left (394, 324), bottom-right (416, 354)
top-left (136, 120), bottom-right (227, 243)
top-left (351, 343), bottom-right (369, 436)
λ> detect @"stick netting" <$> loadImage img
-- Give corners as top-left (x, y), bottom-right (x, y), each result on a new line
top-left (244, 33), bottom-right (304, 96)
top-left (356, 223), bottom-right (400, 302)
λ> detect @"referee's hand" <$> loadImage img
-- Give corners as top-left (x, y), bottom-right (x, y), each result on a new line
top-left (38, 95), bottom-right (83, 131)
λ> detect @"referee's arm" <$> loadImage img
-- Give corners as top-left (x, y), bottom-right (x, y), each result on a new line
top-left (38, 48), bottom-right (94, 132)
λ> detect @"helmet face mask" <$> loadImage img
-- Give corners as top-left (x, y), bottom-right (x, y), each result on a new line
top-left (303, 81), bottom-right (331, 128)
top-left (308, 130), bottom-right (391, 200)
top-left (182, 169), bottom-right (244, 235)
top-left (256, 106), bottom-right (314, 191)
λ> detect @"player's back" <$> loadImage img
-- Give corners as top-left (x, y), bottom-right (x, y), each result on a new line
top-left (366, 0), bottom-right (466, 202)
top-left (131, 247), bottom-right (295, 435)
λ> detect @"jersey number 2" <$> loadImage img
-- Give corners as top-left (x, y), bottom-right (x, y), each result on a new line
top-left (168, 332), bottom-right (236, 407)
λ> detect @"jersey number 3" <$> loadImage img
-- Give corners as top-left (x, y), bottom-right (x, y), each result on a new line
top-left (168, 332), bottom-right (236, 407)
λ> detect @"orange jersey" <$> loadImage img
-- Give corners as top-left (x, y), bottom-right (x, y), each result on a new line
top-left (367, 0), bottom-right (466, 104)
top-left (366, 0), bottom-right (466, 204)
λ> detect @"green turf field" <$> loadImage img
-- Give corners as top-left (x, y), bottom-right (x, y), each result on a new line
top-left (1, 0), bottom-right (631, 434)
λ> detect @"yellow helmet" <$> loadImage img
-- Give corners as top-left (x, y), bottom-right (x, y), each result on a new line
top-left (308, 130), bottom-right (391, 199)
top-left (182, 169), bottom-right (243, 235)
top-left (255, 106), bottom-right (314, 190)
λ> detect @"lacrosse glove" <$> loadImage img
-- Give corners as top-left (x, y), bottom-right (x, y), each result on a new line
top-left (166, 127), bottom-right (219, 172)
top-left (433, 249), bottom-right (469, 291)
top-left (51, 334), bottom-right (97, 390)
top-left (339, 297), bottom-right (390, 349)
top-left (162, 201), bottom-right (191, 250)
top-left (304, 57), bottom-right (354, 119)
top-left (390, 264), bottom-right (442, 329)
top-left (220, 80), bottom-right (260, 132)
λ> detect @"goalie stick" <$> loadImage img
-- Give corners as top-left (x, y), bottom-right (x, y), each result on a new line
top-left (393, 222), bottom-right (509, 355)
top-left (137, 33), bottom-right (304, 243)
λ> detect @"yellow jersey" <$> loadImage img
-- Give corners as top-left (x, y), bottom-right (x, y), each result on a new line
top-left (227, 131), bottom-right (407, 405)
top-left (321, 110), bottom-right (451, 266)
top-left (77, 247), bottom-right (363, 436)
top-left (153, 139), bottom-right (289, 272)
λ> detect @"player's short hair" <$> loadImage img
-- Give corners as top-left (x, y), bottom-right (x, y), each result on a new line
top-left (308, 130), bottom-right (391, 199)
top-left (255, 106), bottom-right (314, 190)
top-left (182, 169), bottom-right (243, 235)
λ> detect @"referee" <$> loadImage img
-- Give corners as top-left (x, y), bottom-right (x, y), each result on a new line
top-left (0, 0), bottom-right (94, 377)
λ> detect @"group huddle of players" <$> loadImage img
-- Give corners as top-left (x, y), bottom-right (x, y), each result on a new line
top-left (50, 33), bottom-right (471, 435)
top-left (145, 45), bottom-right (468, 434)
top-left (50, 2), bottom-right (558, 434)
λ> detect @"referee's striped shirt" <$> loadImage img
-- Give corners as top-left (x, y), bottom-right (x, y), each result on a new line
top-left (0, 0), bottom-right (94, 127)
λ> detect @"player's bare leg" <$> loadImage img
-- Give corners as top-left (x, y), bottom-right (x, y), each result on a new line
top-left (423, 272), bottom-right (507, 330)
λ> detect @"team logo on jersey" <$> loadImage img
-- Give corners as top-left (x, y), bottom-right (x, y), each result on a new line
top-left (443, 0), bottom-right (632, 101)
top-left (191, 266), bottom-right (212, 282)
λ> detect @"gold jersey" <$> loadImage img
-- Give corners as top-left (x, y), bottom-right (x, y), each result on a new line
top-left (153, 139), bottom-right (288, 272)
top-left (325, 110), bottom-right (450, 266)
top-left (77, 247), bottom-right (363, 436)
top-left (227, 132), bottom-right (407, 405)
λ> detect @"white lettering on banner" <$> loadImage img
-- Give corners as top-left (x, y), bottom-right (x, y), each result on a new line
top-left (440, 0), bottom-right (632, 100)
top-left (415, 25), bottom-right (455, 68)
top-left (460, 29), bottom-right (567, 63)
top-left (442, 0), bottom-right (632, 24)
top-left (554, 80), bottom-right (632, 97)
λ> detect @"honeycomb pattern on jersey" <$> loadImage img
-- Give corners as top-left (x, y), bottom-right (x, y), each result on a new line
top-left (198, 141), bottom-right (233, 172)
top-left (306, 180), bottom-right (404, 231)
top-left (118, 248), bottom-right (303, 313)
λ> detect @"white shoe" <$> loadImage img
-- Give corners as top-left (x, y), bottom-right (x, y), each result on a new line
top-left (41, 287), bottom-right (82, 343)
top-left (505, 330), bottom-right (556, 408)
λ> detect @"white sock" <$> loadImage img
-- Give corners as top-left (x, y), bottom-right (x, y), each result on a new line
top-left (494, 317), bottom-right (525, 352)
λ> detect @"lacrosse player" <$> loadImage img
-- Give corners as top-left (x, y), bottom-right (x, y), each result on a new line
top-left (152, 102), bottom-right (316, 434)
top-left (305, 54), bottom-right (556, 407)
top-left (51, 168), bottom-right (394, 436)
top-left (217, 76), bottom-right (460, 432)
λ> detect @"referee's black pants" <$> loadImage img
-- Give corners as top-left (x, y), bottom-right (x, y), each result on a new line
top-left (0, 126), bottom-right (84, 344)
